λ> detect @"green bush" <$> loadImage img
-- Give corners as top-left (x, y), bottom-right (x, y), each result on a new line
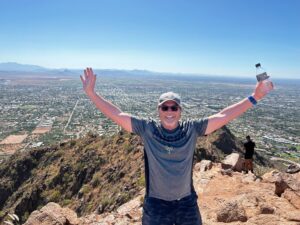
top-left (62, 199), bottom-right (72, 206)
top-left (86, 202), bottom-right (94, 212)
top-left (62, 172), bottom-right (73, 184)
top-left (137, 175), bottom-right (145, 187)
top-left (118, 192), bottom-right (131, 204)
top-left (91, 172), bottom-right (102, 187)
top-left (124, 142), bottom-right (134, 153)
top-left (0, 210), bottom-right (5, 218)
top-left (48, 189), bottom-right (61, 202)
top-left (80, 184), bottom-right (92, 195)
top-left (100, 197), bottom-right (113, 210)
top-left (255, 165), bottom-right (273, 178)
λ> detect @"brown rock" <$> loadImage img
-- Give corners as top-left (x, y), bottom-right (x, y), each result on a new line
top-left (23, 202), bottom-right (79, 225)
top-left (282, 189), bottom-right (300, 209)
top-left (284, 210), bottom-right (300, 222)
top-left (242, 172), bottom-right (257, 183)
top-left (262, 170), bottom-right (280, 183)
top-left (194, 160), bottom-right (213, 172)
top-left (275, 173), bottom-right (300, 194)
top-left (286, 164), bottom-right (300, 174)
top-left (260, 204), bottom-right (275, 214)
top-left (246, 214), bottom-right (281, 225)
top-left (220, 168), bottom-right (233, 176)
top-left (216, 200), bottom-right (247, 222)
top-left (116, 196), bottom-right (143, 221)
top-left (221, 153), bottom-right (244, 172)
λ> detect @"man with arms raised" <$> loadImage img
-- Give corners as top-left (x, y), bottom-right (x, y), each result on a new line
top-left (80, 68), bottom-right (273, 225)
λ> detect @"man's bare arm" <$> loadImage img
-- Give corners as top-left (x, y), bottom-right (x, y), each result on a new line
top-left (205, 80), bottom-right (274, 135)
top-left (80, 68), bottom-right (132, 132)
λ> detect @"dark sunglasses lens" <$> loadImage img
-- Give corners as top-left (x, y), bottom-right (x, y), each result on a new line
top-left (161, 105), bottom-right (179, 111)
top-left (161, 106), bottom-right (169, 111)
top-left (171, 106), bottom-right (179, 111)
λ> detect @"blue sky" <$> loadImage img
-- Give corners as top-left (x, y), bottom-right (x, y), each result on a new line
top-left (0, 0), bottom-right (299, 78)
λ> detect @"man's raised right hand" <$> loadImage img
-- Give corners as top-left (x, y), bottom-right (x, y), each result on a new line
top-left (80, 67), bottom-right (96, 95)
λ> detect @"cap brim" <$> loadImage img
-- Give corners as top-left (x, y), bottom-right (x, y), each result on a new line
top-left (158, 99), bottom-right (181, 107)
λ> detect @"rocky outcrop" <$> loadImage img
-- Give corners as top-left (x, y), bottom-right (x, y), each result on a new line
top-left (22, 162), bottom-right (300, 225)
top-left (0, 132), bottom-right (145, 224)
top-left (23, 202), bottom-right (80, 225)
top-left (262, 170), bottom-right (300, 210)
top-left (1, 127), bottom-right (251, 224)
top-left (1, 127), bottom-right (296, 224)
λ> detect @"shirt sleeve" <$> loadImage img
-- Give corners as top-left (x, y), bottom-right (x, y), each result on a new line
top-left (193, 118), bottom-right (209, 136)
top-left (131, 116), bottom-right (147, 136)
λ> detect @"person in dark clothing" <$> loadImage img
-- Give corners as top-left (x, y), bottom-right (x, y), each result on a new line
top-left (244, 135), bottom-right (256, 173)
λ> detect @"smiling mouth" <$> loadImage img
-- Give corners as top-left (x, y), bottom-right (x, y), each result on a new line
top-left (165, 116), bottom-right (176, 122)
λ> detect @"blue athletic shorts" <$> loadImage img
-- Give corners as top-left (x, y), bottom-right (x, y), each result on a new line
top-left (142, 192), bottom-right (202, 225)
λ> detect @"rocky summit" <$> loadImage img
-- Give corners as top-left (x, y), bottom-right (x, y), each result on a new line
top-left (23, 163), bottom-right (300, 225)
top-left (1, 127), bottom-right (298, 224)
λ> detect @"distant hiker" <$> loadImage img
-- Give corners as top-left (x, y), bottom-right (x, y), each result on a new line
top-left (81, 68), bottom-right (273, 225)
top-left (244, 135), bottom-right (256, 173)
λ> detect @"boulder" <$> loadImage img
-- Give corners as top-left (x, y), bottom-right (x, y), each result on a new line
top-left (282, 189), bottom-right (300, 209)
top-left (275, 172), bottom-right (300, 196)
top-left (221, 153), bottom-right (244, 172)
top-left (286, 164), bottom-right (300, 174)
top-left (216, 200), bottom-right (247, 222)
top-left (23, 202), bottom-right (79, 225)
top-left (116, 196), bottom-right (142, 221)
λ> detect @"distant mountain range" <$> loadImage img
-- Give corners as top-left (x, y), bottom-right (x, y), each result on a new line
top-left (1, 62), bottom-right (298, 82)
top-left (0, 62), bottom-right (170, 77)
top-left (0, 62), bottom-right (48, 72)
top-left (0, 62), bottom-right (80, 76)
top-left (0, 62), bottom-right (242, 80)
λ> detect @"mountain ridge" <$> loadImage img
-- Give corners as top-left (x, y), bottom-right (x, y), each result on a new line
top-left (0, 127), bottom-right (283, 224)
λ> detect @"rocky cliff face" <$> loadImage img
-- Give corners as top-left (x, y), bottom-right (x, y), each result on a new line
top-left (0, 127), bottom-right (277, 224)
top-left (0, 131), bottom-right (145, 223)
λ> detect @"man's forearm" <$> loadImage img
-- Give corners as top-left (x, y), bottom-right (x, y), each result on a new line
top-left (206, 95), bottom-right (255, 134)
top-left (87, 91), bottom-right (123, 120)
top-left (218, 96), bottom-right (253, 124)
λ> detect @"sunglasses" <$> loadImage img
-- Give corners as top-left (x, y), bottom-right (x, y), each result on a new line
top-left (160, 105), bottom-right (180, 112)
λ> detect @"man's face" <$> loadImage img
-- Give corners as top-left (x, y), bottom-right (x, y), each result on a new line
top-left (158, 100), bottom-right (181, 130)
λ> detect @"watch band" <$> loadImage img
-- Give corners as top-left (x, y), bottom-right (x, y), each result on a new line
top-left (248, 96), bottom-right (257, 105)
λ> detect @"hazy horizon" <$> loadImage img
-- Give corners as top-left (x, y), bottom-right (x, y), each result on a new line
top-left (1, 61), bottom-right (300, 81)
top-left (1, 0), bottom-right (299, 79)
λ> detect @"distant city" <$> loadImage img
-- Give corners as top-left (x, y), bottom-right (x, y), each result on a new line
top-left (0, 67), bottom-right (299, 164)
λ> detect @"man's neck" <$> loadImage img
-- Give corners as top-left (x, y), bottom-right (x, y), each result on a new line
top-left (161, 122), bottom-right (179, 131)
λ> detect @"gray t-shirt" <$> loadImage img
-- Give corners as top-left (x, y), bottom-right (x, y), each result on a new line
top-left (131, 117), bottom-right (208, 201)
